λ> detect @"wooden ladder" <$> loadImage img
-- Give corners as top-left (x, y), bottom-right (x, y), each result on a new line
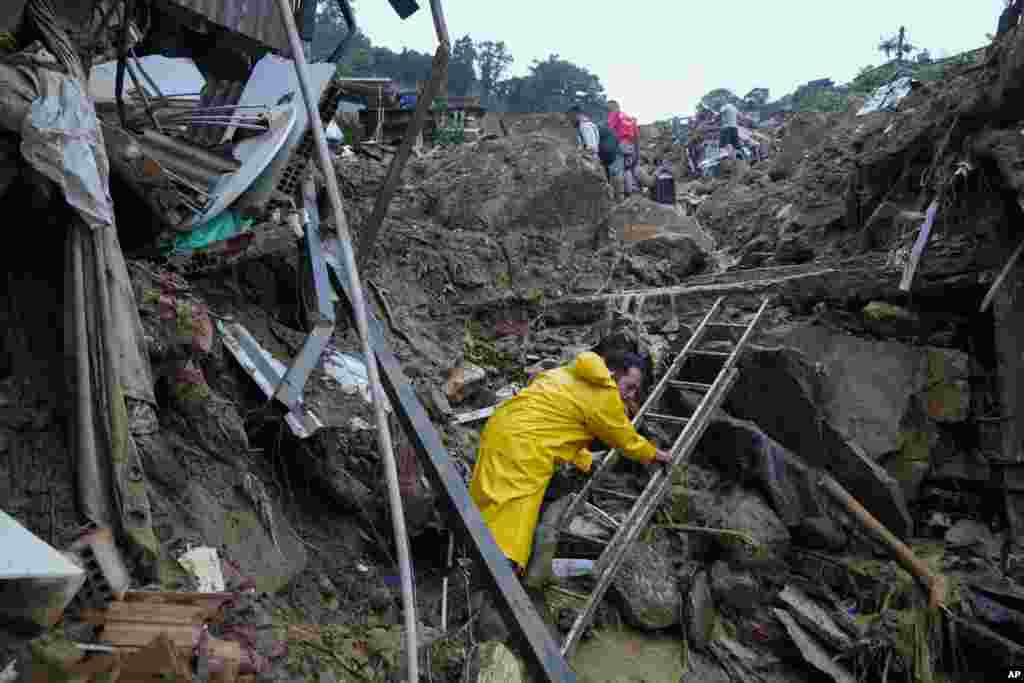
top-left (557, 295), bottom-right (771, 657)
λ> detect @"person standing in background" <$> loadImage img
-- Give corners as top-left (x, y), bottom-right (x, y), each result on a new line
top-left (608, 100), bottom-right (640, 197)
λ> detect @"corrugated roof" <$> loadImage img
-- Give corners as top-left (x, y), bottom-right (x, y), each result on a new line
top-left (165, 0), bottom-right (301, 53)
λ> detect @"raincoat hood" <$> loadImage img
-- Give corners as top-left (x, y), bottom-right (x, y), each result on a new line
top-left (571, 352), bottom-right (616, 388)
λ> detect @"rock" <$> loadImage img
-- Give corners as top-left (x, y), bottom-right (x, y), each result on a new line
top-left (423, 134), bottom-right (612, 243)
top-left (466, 641), bottom-right (525, 683)
top-left (765, 326), bottom-right (923, 458)
top-left (182, 481), bottom-right (307, 594)
top-left (611, 541), bottom-right (681, 630)
top-left (670, 390), bottom-right (819, 527)
top-left (922, 348), bottom-right (970, 423)
top-left (861, 301), bottom-right (922, 337)
top-left (629, 232), bottom-right (707, 279)
top-left (773, 609), bottom-right (857, 683)
top-left (685, 570), bottom-right (716, 651)
top-left (795, 517), bottom-right (847, 552)
top-left (681, 651), bottom-right (731, 683)
top-left (708, 635), bottom-right (803, 683)
top-left (945, 519), bottom-right (1000, 559)
top-left (725, 344), bottom-right (913, 538)
top-left (776, 585), bottom-right (853, 651)
top-left (687, 485), bottom-right (791, 564)
top-left (774, 233), bottom-right (815, 264)
top-left (607, 195), bottom-right (715, 252)
top-left (710, 561), bottom-right (763, 614)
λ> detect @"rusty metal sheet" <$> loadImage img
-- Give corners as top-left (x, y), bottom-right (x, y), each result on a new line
top-left (164, 0), bottom-right (300, 53)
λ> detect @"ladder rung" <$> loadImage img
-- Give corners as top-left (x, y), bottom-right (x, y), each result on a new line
top-left (708, 322), bottom-right (749, 330)
top-left (593, 487), bottom-right (640, 501)
top-left (645, 412), bottom-right (690, 425)
top-left (668, 380), bottom-right (713, 392)
top-left (689, 350), bottom-right (730, 358)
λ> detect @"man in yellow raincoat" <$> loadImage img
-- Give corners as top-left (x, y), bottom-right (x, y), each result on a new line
top-left (469, 349), bottom-right (671, 574)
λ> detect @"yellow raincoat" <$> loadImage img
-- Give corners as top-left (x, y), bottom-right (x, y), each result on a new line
top-left (469, 352), bottom-right (657, 567)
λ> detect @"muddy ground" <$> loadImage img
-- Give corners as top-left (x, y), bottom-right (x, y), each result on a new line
top-left (2, 25), bottom-right (1024, 683)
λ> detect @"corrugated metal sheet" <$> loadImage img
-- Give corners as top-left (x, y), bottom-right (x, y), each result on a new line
top-left (165, 0), bottom-right (301, 53)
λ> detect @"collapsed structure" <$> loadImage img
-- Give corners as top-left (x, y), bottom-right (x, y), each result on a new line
top-left (0, 2), bottom-right (1022, 682)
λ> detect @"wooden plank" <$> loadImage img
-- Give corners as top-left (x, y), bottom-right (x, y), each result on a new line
top-left (81, 603), bottom-right (213, 625)
top-left (124, 590), bottom-right (234, 607)
top-left (100, 622), bottom-right (198, 649)
top-left (324, 255), bottom-right (576, 683)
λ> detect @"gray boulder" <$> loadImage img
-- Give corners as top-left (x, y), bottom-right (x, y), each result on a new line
top-left (611, 540), bottom-right (681, 630)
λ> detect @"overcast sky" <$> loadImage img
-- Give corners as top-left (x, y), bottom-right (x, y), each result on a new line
top-left (346, 0), bottom-right (1003, 123)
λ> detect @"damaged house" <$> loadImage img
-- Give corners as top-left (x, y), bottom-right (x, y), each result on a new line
top-left (1, 1), bottom-right (1024, 682)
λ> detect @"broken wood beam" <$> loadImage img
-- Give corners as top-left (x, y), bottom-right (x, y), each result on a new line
top-left (818, 473), bottom-right (947, 608)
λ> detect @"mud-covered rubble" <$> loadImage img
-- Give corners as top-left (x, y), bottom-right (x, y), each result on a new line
top-left (1, 16), bottom-right (1023, 683)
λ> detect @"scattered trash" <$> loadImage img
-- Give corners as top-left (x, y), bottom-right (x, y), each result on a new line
top-left (551, 559), bottom-right (595, 578)
top-left (178, 546), bottom-right (227, 593)
top-left (857, 76), bottom-right (915, 116)
top-left (1, 509), bottom-right (86, 631)
top-left (444, 362), bottom-right (486, 404)
top-left (218, 320), bottom-right (324, 439)
top-left (68, 526), bottom-right (131, 609)
top-left (165, 209), bottom-right (254, 255)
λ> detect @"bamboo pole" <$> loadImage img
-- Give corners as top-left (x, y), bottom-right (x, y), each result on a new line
top-left (819, 473), bottom-right (947, 608)
top-left (273, 2), bottom-right (418, 680)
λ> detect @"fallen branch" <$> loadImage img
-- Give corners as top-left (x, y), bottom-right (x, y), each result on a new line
top-left (979, 237), bottom-right (1024, 312)
top-left (818, 473), bottom-right (947, 609)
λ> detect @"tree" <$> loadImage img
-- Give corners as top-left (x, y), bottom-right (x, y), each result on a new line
top-left (312, 2), bottom-right (368, 62)
top-left (878, 26), bottom-right (917, 63)
top-left (743, 88), bottom-right (770, 107)
top-left (476, 40), bottom-right (513, 106)
top-left (502, 54), bottom-right (606, 116)
top-left (697, 88), bottom-right (741, 113)
top-left (449, 35), bottom-right (477, 96)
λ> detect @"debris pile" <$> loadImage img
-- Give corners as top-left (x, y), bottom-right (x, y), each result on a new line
top-left (0, 1), bottom-right (1022, 681)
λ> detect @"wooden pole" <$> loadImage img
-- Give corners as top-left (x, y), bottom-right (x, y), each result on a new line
top-left (819, 473), bottom-right (946, 608)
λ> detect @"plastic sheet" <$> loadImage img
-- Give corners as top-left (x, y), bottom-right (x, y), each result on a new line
top-left (857, 76), bottom-right (914, 116)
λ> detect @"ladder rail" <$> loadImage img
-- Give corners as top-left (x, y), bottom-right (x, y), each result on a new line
top-left (560, 368), bottom-right (740, 657)
top-left (559, 297), bottom-right (771, 657)
top-left (558, 296), bottom-right (725, 532)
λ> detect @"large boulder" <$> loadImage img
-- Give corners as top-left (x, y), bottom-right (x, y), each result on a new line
top-left (712, 342), bottom-right (915, 539)
top-left (610, 540), bottom-right (682, 630)
top-left (682, 483), bottom-right (791, 565)
top-left (608, 195), bottom-right (715, 252)
top-left (466, 641), bottom-right (526, 683)
top-left (422, 134), bottom-right (611, 244)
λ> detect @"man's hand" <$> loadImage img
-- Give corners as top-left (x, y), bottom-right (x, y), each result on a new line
top-left (653, 449), bottom-right (673, 466)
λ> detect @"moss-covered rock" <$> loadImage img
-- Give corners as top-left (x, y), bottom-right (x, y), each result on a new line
top-left (923, 348), bottom-right (970, 423)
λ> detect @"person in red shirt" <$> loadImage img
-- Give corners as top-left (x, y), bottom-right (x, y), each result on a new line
top-left (607, 101), bottom-right (640, 198)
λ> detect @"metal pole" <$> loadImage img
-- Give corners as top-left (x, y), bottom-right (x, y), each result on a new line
top-left (440, 532), bottom-right (454, 631)
top-left (272, 2), bottom-right (418, 681)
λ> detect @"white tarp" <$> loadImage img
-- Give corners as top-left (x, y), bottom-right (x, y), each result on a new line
top-left (88, 56), bottom-right (205, 103)
top-left (0, 510), bottom-right (84, 580)
top-left (857, 77), bottom-right (914, 116)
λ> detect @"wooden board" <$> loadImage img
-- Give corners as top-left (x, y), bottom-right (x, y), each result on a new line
top-left (80, 603), bottom-right (214, 626)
